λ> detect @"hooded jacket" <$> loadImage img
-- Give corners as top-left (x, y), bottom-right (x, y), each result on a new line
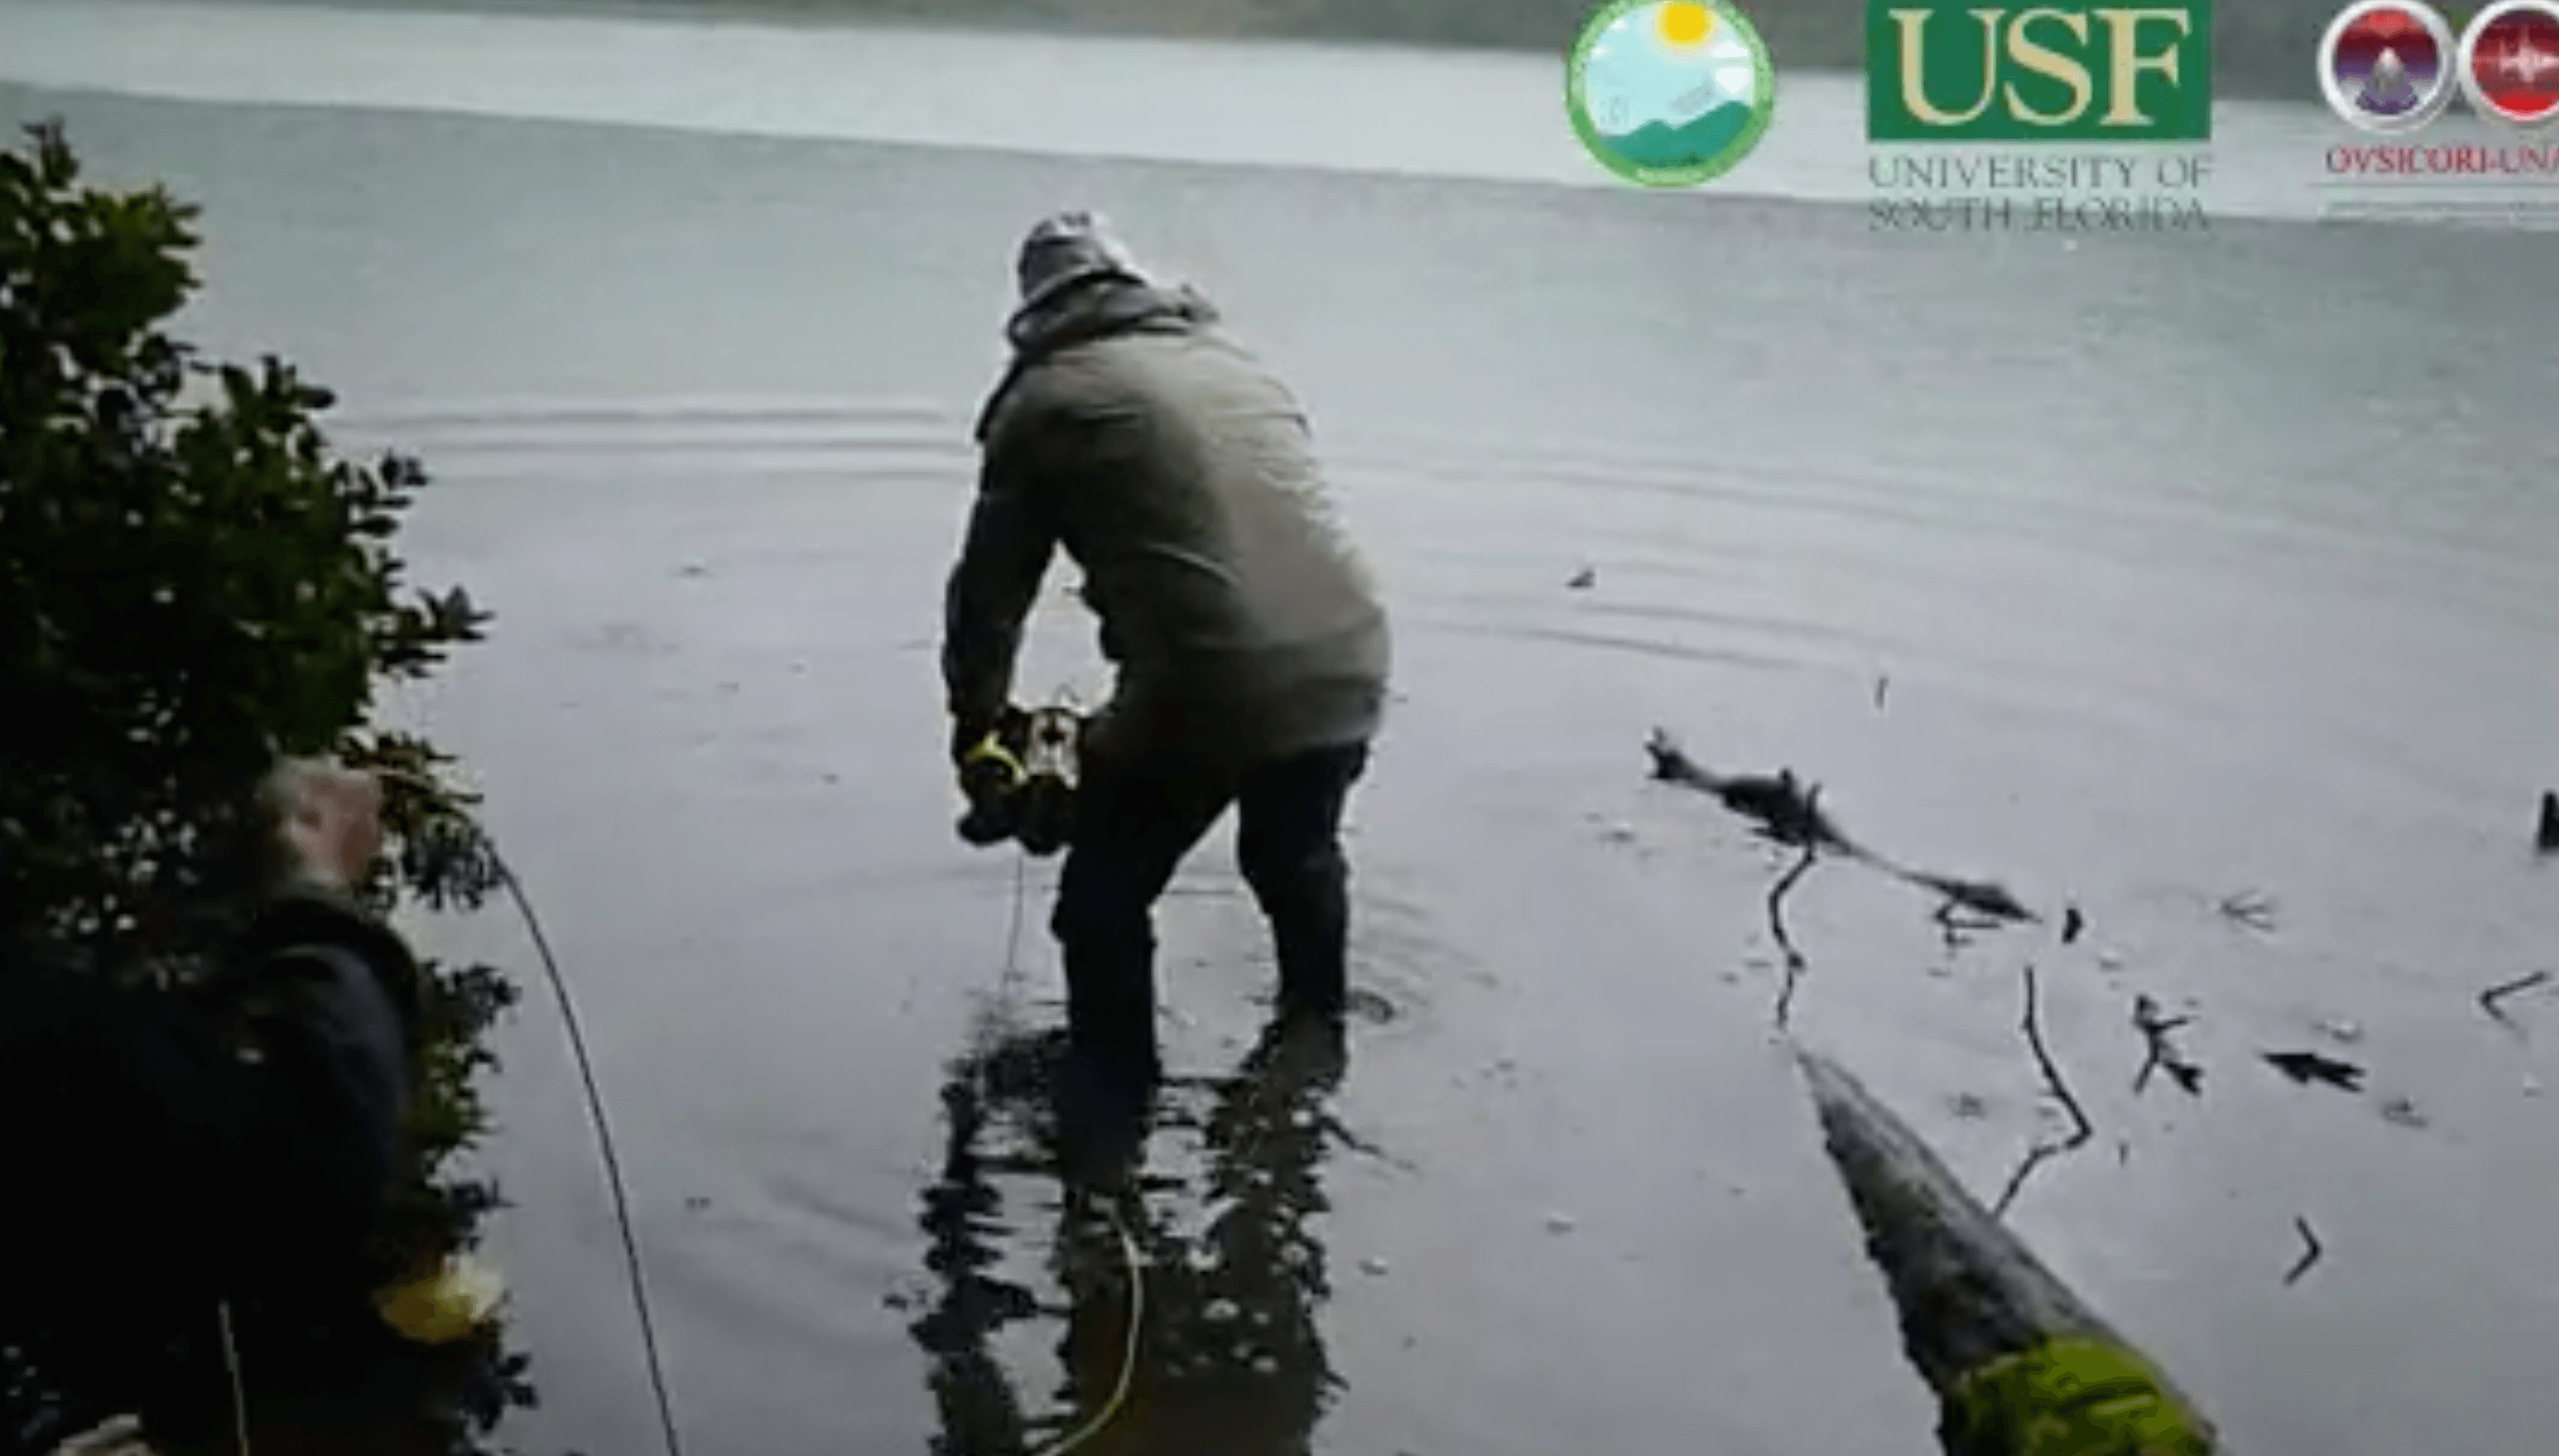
top-left (944, 235), bottom-right (1390, 775)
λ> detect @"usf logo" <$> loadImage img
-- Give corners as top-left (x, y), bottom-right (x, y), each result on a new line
top-left (1867, 2), bottom-right (2213, 141)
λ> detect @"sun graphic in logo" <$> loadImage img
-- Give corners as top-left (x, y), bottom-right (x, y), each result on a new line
top-left (1566, 0), bottom-right (1775, 187)
top-left (1658, 1), bottom-right (1713, 49)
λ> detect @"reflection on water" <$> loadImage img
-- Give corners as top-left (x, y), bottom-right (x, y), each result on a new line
top-left (912, 1016), bottom-right (1352, 1456)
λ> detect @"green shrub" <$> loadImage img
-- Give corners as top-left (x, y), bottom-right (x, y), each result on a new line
top-left (1, 117), bottom-right (526, 1450)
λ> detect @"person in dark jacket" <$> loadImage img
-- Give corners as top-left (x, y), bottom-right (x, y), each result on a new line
top-left (943, 211), bottom-right (1392, 1088)
top-left (0, 760), bottom-right (425, 1421)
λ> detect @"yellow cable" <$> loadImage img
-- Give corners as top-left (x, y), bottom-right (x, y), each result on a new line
top-left (1026, 1205), bottom-right (1145, 1456)
top-left (965, 736), bottom-right (1029, 783)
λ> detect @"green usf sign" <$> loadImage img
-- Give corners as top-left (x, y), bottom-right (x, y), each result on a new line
top-left (1867, 2), bottom-right (2213, 141)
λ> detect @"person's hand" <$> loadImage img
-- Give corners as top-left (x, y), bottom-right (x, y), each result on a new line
top-left (264, 758), bottom-right (387, 893)
top-left (952, 705), bottom-right (1031, 769)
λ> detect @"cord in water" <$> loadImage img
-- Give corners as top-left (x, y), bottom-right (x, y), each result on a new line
top-left (485, 847), bottom-right (688, 1456)
top-left (1026, 1207), bottom-right (1144, 1456)
top-left (387, 772), bottom-right (1134, 1456)
top-left (376, 771), bottom-right (686, 1456)
top-left (985, 848), bottom-right (1144, 1456)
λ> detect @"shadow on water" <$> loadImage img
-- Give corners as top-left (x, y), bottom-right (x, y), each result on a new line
top-left (911, 1015), bottom-right (1353, 1456)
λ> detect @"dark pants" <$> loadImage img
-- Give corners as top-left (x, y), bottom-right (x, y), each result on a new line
top-left (1051, 741), bottom-right (1369, 1080)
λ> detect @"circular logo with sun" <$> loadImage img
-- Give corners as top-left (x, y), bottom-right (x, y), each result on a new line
top-left (1566, 0), bottom-right (1775, 187)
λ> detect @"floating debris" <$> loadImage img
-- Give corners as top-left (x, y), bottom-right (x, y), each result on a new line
top-left (1358, 1256), bottom-right (1390, 1277)
top-left (2217, 891), bottom-right (2278, 932)
top-left (2378, 1095), bottom-right (2428, 1130)
top-left (1874, 674), bottom-right (1891, 711)
top-left (2132, 996), bottom-right (2204, 1098)
top-left (2479, 970), bottom-right (2553, 1029)
top-left (2262, 1049), bottom-right (2365, 1093)
top-left (1545, 1213), bottom-right (1578, 1235)
top-left (2283, 1217), bottom-right (2324, 1287)
top-left (1567, 565), bottom-right (1598, 590)
top-left (2061, 905), bottom-right (2086, 946)
top-left (2315, 1018), bottom-right (2364, 1045)
top-left (1948, 1091), bottom-right (1992, 1120)
top-left (2538, 791), bottom-right (2558, 853)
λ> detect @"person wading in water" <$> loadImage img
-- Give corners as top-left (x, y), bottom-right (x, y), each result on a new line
top-left (941, 211), bottom-right (1392, 1101)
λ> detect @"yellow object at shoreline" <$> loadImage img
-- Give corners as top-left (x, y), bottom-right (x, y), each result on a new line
top-left (374, 1255), bottom-right (506, 1346)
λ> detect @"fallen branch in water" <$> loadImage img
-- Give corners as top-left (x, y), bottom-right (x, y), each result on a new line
top-left (1769, 836), bottom-right (1819, 1031)
top-left (1932, 897), bottom-right (2021, 951)
top-left (1643, 730), bottom-right (1852, 853)
top-left (1644, 729), bottom-right (2042, 948)
top-left (1914, 873), bottom-right (2040, 926)
top-left (2479, 970), bottom-right (2554, 1029)
top-left (2283, 1216), bottom-right (2324, 1286)
top-left (1993, 965), bottom-right (2095, 1218)
top-left (2131, 995), bottom-right (2203, 1098)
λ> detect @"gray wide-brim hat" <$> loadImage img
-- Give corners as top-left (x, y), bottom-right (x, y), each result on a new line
top-left (1013, 210), bottom-right (1150, 307)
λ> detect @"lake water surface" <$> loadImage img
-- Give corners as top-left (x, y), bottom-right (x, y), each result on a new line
top-left (6, 4), bottom-right (2558, 1454)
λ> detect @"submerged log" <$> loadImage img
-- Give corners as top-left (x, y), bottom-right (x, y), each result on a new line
top-left (1797, 1051), bottom-right (2221, 1456)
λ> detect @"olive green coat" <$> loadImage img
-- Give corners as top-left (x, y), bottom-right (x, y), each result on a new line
top-left (943, 281), bottom-right (1390, 774)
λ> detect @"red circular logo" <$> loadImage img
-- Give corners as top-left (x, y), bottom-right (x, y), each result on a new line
top-left (2463, 1), bottom-right (2559, 123)
top-left (2322, 2), bottom-right (2462, 131)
